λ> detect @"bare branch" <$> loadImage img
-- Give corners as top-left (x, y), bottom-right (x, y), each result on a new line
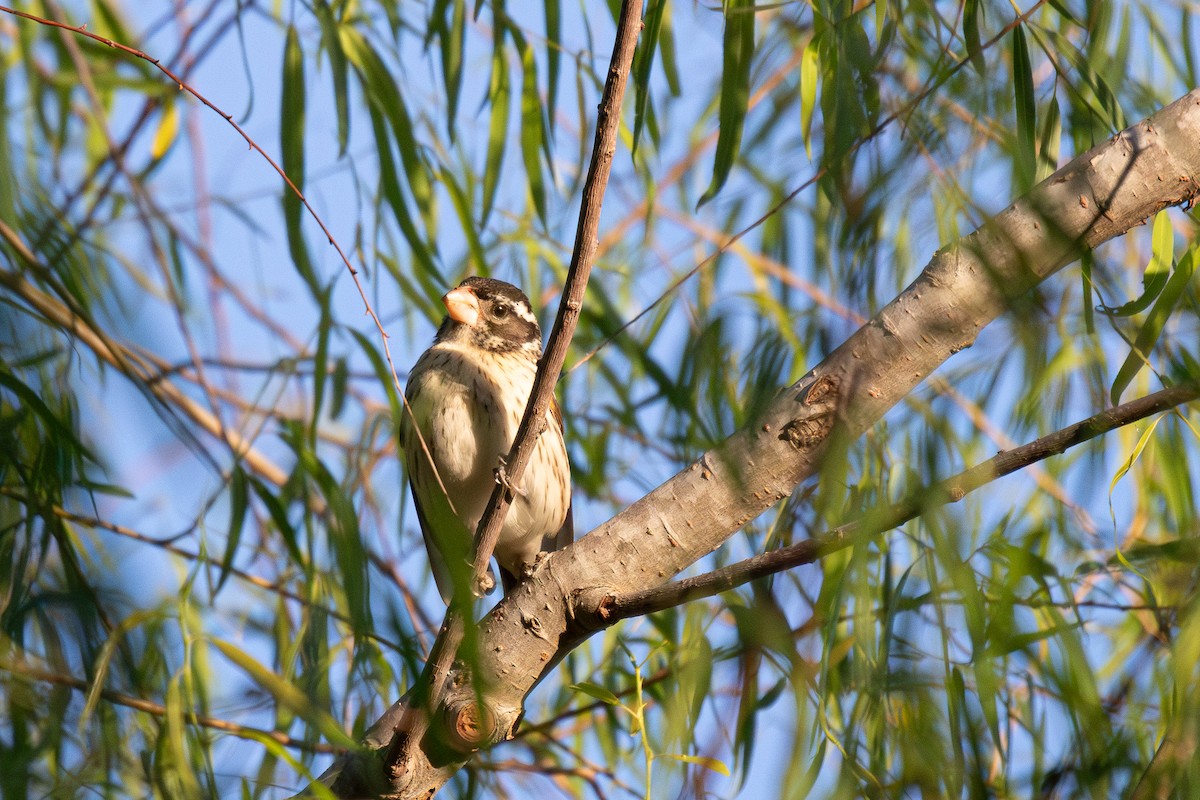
top-left (597, 382), bottom-right (1200, 620)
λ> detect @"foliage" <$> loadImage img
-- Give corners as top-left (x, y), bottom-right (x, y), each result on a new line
top-left (0, 0), bottom-right (1198, 797)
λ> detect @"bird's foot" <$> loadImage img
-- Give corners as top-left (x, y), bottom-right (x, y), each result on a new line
top-left (522, 550), bottom-right (553, 580)
top-left (472, 569), bottom-right (496, 598)
top-left (494, 457), bottom-right (527, 498)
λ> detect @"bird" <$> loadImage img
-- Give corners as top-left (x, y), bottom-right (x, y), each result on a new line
top-left (400, 276), bottom-right (573, 604)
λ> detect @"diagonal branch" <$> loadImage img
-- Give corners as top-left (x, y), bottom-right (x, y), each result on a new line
top-left (308, 2), bottom-right (648, 797)
top-left (410, 84), bottom-right (1200, 796)
top-left (598, 382), bottom-right (1200, 620)
top-left (309, 81), bottom-right (1200, 800)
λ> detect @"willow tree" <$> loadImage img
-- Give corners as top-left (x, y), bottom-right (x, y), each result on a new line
top-left (2, 1), bottom-right (1199, 798)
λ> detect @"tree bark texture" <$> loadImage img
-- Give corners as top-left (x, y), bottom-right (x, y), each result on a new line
top-left (319, 89), bottom-right (1200, 799)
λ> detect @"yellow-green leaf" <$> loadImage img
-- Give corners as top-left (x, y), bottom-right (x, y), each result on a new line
top-left (213, 639), bottom-right (356, 749)
top-left (658, 752), bottom-right (732, 776)
top-left (570, 681), bottom-right (621, 706)
top-left (1110, 235), bottom-right (1194, 404)
top-left (799, 40), bottom-right (820, 160)
top-left (698, 0), bottom-right (755, 207)
top-left (151, 100), bottom-right (179, 160)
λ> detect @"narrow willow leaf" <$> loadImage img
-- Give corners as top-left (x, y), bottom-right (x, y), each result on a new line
top-left (350, 328), bottom-right (402, 421)
top-left (632, 0), bottom-right (667, 159)
top-left (215, 466), bottom-right (249, 595)
top-left (964, 0), bottom-right (985, 75)
top-left (570, 681), bottom-right (622, 705)
top-left (0, 370), bottom-right (95, 459)
top-left (311, 287), bottom-right (333, 440)
top-left (1012, 26), bottom-right (1036, 192)
top-left (799, 39), bottom-right (820, 160)
top-left (281, 24), bottom-right (315, 289)
top-left (1043, 29), bottom-right (1126, 130)
top-left (442, 0), bottom-right (466, 139)
top-left (367, 106), bottom-right (437, 278)
top-left (213, 639), bottom-right (357, 748)
top-left (482, 16), bottom-right (510, 226)
top-left (516, 32), bottom-right (548, 226)
top-left (316, 1), bottom-right (351, 155)
top-left (150, 99), bottom-right (178, 160)
top-left (249, 476), bottom-right (305, 568)
top-left (1081, 250), bottom-right (1096, 333)
top-left (339, 28), bottom-right (435, 231)
top-left (1109, 415), bottom-right (1165, 594)
top-left (439, 166), bottom-right (488, 272)
top-left (162, 679), bottom-right (203, 798)
top-left (1037, 90), bottom-right (1061, 181)
top-left (658, 0), bottom-right (681, 96)
top-left (329, 356), bottom-right (348, 420)
top-left (544, 0), bottom-right (561, 139)
top-left (1110, 238), bottom-right (1195, 404)
top-left (658, 753), bottom-right (732, 776)
top-left (698, 0), bottom-right (755, 207)
top-left (282, 24), bottom-right (306, 193)
top-left (1099, 210), bottom-right (1173, 317)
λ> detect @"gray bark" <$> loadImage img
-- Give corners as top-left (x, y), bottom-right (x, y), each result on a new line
top-left (316, 89), bottom-right (1200, 799)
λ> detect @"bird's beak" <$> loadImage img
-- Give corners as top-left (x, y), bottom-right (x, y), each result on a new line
top-left (443, 286), bottom-right (480, 326)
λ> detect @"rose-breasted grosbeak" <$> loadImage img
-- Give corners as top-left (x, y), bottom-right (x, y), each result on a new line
top-left (400, 277), bottom-right (572, 603)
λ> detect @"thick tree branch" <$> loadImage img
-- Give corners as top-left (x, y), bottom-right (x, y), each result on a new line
top-left (316, 89), bottom-right (1200, 799)
top-left (435, 85), bottom-right (1200, 784)
top-left (597, 382), bottom-right (1200, 620)
top-left (467, 0), bottom-right (644, 591)
top-left (1, 658), bottom-right (335, 753)
top-left (309, 3), bottom-right (647, 797)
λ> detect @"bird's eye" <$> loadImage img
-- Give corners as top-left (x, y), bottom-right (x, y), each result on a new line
top-left (492, 304), bottom-right (510, 319)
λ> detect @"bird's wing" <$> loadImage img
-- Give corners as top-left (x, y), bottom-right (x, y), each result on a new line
top-left (401, 374), bottom-right (495, 604)
top-left (550, 396), bottom-right (574, 552)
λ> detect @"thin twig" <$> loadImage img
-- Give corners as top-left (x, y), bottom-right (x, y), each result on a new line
top-left (2, 658), bottom-right (337, 754)
top-left (381, 0), bottom-right (647, 779)
top-left (567, 0), bottom-right (1050, 375)
top-left (0, 3), bottom-right (451, 531)
top-left (599, 382), bottom-right (1200, 620)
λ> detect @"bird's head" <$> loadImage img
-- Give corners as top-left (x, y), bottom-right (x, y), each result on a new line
top-left (437, 277), bottom-right (542, 356)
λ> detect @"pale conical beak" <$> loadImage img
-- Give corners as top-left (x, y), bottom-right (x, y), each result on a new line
top-left (443, 287), bottom-right (480, 326)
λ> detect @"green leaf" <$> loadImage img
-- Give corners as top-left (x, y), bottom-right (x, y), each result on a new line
top-left (439, 166), bottom-right (488, 273)
top-left (329, 356), bottom-right (348, 421)
top-left (516, 32), bottom-right (548, 226)
top-left (432, 0), bottom-right (466, 140)
top-left (964, 0), bottom-right (985, 75)
top-left (1110, 236), bottom-right (1195, 404)
top-left (632, 0), bottom-right (667, 159)
top-left (658, 1), bottom-right (681, 96)
top-left (213, 639), bottom-right (357, 749)
top-left (311, 285), bottom-right (333, 440)
top-left (570, 681), bottom-right (622, 706)
top-left (658, 752), bottom-right (731, 776)
top-left (248, 476), bottom-right (305, 568)
top-left (339, 27), bottom-right (436, 233)
top-left (349, 328), bottom-right (402, 422)
top-left (544, 0), bottom-right (561, 140)
top-left (698, 0), bottom-right (755, 207)
top-left (1099, 209), bottom-right (1173, 317)
top-left (367, 106), bottom-right (437, 278)
top-left (281, 24), bottom-right (315, 290)
top-left (799, 39), bottom-right (820, 160)
top-left (150, 99), bottom-right (178, 160)
top-left (1081, 249), bottom-right (1096, 334)
top-left (1037, 89), bottom-right (1061, 181)
top-left (482, 15), bottom-right (510, 226)
top-left (316, 1), bottom-right (351, 155)
top-left (215, 466), bottom-right (249, 595)
top-left (1012, 25), bottom-right (1036, 192)
top-left (1109, 411), bottom-right (1163, 502)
